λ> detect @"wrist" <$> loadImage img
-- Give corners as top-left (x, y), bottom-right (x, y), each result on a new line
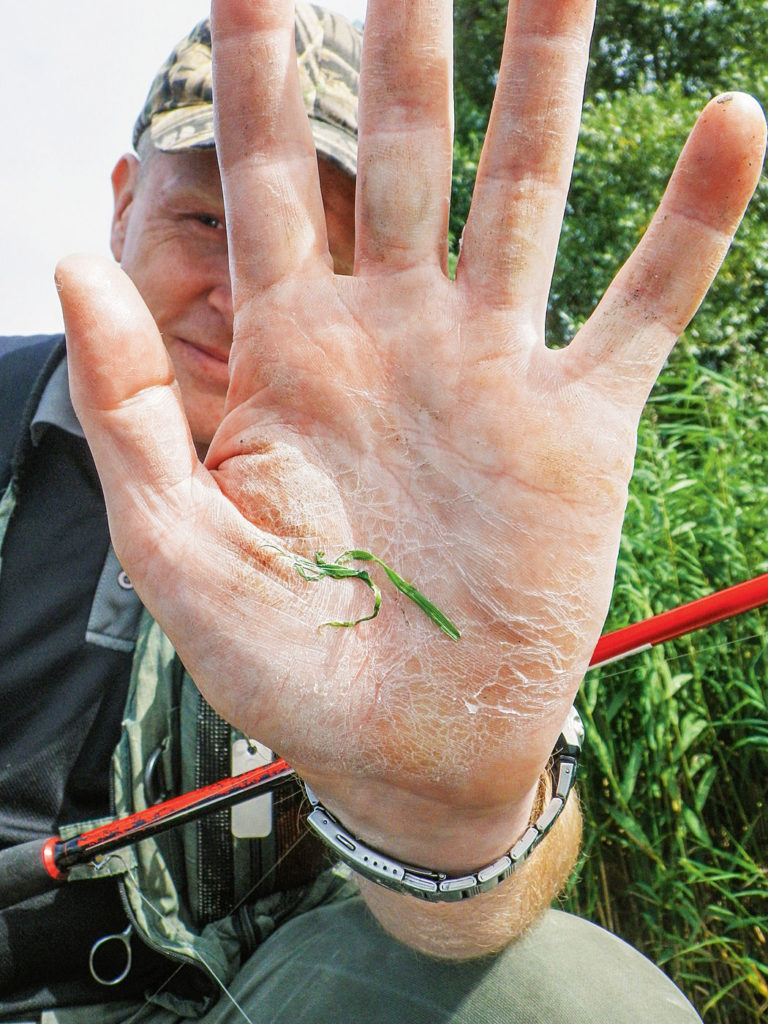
top-left (305, 707), bottom-right (582, 902)
top-left (307, 780), bottom-right (540, 889)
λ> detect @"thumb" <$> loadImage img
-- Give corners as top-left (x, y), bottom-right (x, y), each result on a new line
top-left (57, 253), bottom-right (174, 413)
top-left (55, 253), bottom-right (200, 568)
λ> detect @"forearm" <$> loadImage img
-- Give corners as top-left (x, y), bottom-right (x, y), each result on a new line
top-left (355, 787), bottom-right (582, 960)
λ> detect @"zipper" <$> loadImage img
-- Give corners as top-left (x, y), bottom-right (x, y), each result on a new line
top-left (110, 754), bottom-right (221, 1005)
top-left (116, 873), bottom-right (220, 994)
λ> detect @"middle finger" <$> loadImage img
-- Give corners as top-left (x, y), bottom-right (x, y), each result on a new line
top-left (355, 0), bottom-right (455, 275)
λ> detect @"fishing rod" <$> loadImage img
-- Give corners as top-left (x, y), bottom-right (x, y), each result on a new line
top-left (590, 569), bottom-right (768, 669)
top-left (3, 570), bottom-right (767, 910)
top-left (0, 757), bottom-right (294, 910)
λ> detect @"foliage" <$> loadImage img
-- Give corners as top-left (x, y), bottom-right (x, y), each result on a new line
top-left (450, 1), bottom-right (768, 1020)
top-left (587, 0), bottom-right (768, 98)
top-left (452, 0), bottom-right (768, 112)
top-left (451, 1), bottom-right (768, 256)
top-left (563, 351), bottom-right (768, 1023)
top-left (550, 85), bottom-right (768, 357)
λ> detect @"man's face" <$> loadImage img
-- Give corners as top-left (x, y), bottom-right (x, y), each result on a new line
top-left (110, 146), bottom-right (356, 453)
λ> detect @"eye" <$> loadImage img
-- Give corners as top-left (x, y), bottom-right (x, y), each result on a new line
top-left (195, 213), bottom-right (225, 230)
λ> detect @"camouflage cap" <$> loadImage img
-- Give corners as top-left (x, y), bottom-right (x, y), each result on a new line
top-left (132, 2), bottom-right (360, 177)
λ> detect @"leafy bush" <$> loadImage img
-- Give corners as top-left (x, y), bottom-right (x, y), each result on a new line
top-left (563, 349), bottom-right (768, 1022)
top-left (550, 86), bottom-right (768, 359)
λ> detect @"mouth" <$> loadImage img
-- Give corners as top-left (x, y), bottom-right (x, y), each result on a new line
top-left (171, 335), bottom-right (231, 384)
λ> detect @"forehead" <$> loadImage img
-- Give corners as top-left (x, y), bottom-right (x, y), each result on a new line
top-left (138, 147), bottom-right (356, 216)
top-left (139, 146), bottom-right (224, 202)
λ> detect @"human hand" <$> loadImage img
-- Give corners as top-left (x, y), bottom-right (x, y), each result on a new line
top-left (58, 0), bottom-right (766, 883)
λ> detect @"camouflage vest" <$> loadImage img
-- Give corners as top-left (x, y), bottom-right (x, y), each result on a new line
top-left (0, 337), bottom-right (351, 1016)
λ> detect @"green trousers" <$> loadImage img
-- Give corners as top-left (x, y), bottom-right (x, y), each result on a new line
top-left (39, 900), bottom-right (702, 1024)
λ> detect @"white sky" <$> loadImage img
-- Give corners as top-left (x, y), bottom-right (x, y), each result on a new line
top-left (2, 1), bottom-right (367, 337)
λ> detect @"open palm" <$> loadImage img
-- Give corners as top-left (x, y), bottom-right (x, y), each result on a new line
top-left (59, 0), bottom-right (765, 873)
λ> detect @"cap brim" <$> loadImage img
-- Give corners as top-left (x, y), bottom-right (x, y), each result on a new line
top-left (147, 104), bottom-right (215, 152)
top-left (147, 104), bottom-right (357, 178)
top-left (308, 119), bottom-right (357, 178)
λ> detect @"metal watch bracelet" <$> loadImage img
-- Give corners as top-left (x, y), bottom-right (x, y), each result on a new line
top-left (305, 705), bottom-right (584, 903)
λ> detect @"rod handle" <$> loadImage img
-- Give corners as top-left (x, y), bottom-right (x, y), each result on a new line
top-left (0, 837), bottom-right (66, 910)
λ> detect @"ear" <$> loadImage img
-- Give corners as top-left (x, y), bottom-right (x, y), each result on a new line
top-left (110, 154), bottom-right (141, 262)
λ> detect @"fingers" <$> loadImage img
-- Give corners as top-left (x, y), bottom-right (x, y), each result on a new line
top-left (457, 0), bottom-right (596, 317)
top-left (213, 0), bottom-right (456, 283)
top-left (56, 254), bottom-right (199, 557)
top-left (354, 0), bottom-right (454, 273)
top-left (574, 93), bottom-right (767, 405)
top-left (210, 0), bottom-right (331, 294)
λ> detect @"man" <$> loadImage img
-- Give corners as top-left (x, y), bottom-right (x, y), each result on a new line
top-left (3, 0), bottom-right (765, 1022)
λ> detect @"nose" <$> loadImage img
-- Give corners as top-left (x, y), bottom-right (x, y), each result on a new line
top-left (208, 275), bottom-right (234, 333)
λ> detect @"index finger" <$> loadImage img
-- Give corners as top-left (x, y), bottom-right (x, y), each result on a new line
top-left (211, 0), bottom-right (332, 294)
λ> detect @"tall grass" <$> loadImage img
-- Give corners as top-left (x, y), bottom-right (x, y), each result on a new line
top-left (563, 344), bottom-right (768, 1022)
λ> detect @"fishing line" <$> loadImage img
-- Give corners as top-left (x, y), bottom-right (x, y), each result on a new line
top-left (101, 852), bottom-right (254, 1024)
top-left (596, 630), bottom-right (768, 686)
top-left (102, 790), bottom-right (315, 1024)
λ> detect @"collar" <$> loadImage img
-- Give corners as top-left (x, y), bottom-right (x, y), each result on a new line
top-left (30, 356), bottom-right (85, 443)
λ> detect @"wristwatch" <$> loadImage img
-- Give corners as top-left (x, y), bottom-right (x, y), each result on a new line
top-left (305, 705), bottom-right (583, 902)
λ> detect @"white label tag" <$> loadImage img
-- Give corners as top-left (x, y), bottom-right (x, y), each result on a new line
top-left (231, 739), bottom-right (273, 838)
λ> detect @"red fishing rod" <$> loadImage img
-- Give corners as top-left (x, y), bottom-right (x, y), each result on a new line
top-left (0, 757), bottom-right (294, 910)
top-left (590, 570), bottom-right (768, 668)
top-left (4, 572), bottom-right (768, 910)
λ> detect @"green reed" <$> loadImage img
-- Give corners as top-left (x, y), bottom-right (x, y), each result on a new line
top-left (562, 345), bottom-right (768, 1022)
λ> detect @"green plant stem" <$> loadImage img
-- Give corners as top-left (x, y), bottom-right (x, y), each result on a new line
top-left (291, 549), bottom-right (460, 641)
